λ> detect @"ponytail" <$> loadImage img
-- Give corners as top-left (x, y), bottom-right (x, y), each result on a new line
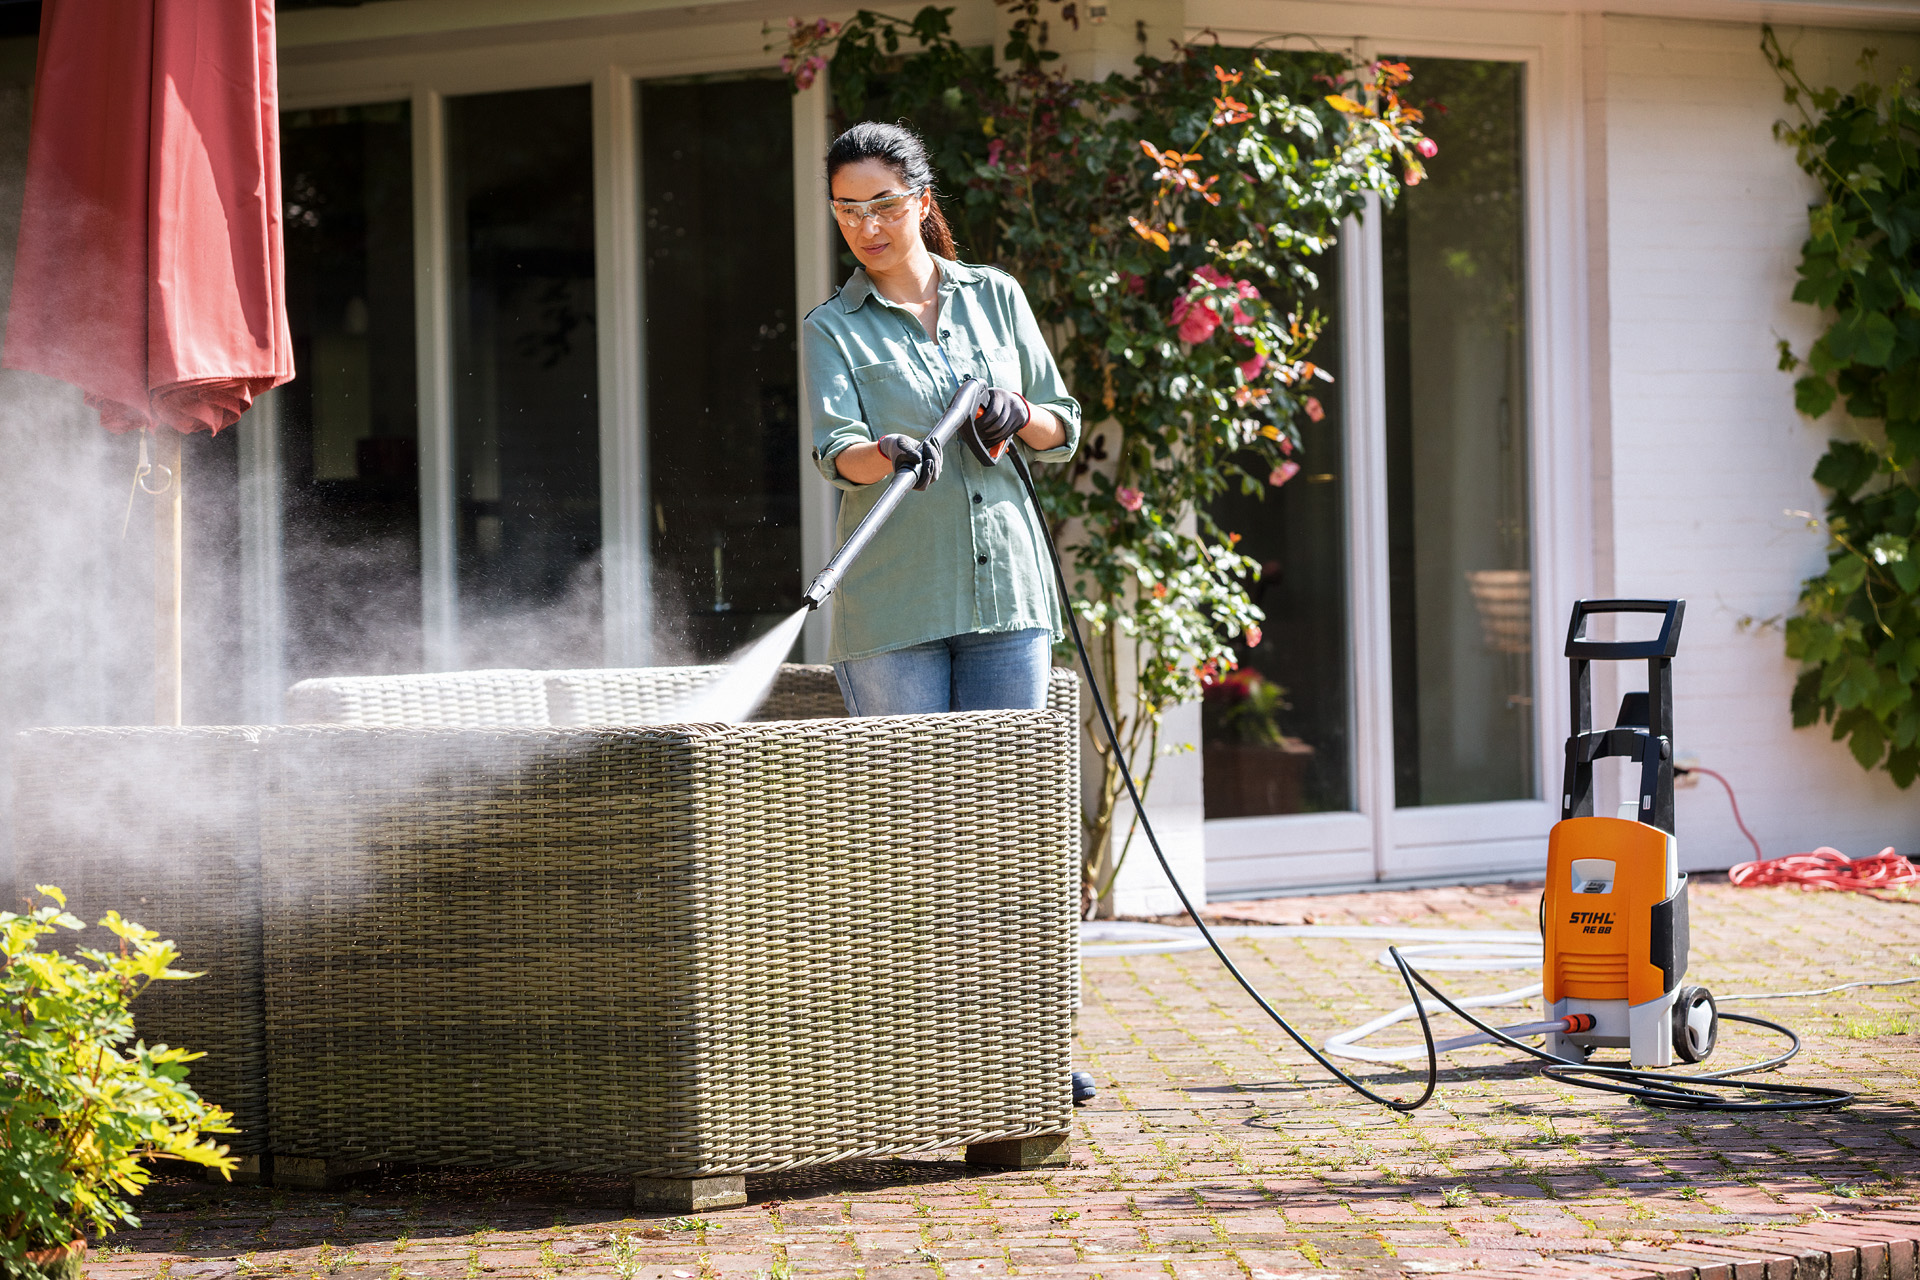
top-left (920, 197), bottom-right (957, 261)
top-left (827, 119), bottom-right (960, 260)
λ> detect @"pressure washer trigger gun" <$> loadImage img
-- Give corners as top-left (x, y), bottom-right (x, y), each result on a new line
top-left (960, 402), bottom-right (1009, 467)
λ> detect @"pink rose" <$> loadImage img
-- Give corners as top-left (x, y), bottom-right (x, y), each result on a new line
top-left (1303, 395), bottom-right (1324, 422)
top-left (1119, 271), bottom-right (1146, 295)
top-left (794, 54), bottom-right (826, 90)
top-left (1170, 296), bottom-right (1221, 343)
top-left (1415, 136), bottom-right (1438, 158)
top-left (1245, 624), bottom-right (1263, 648)
top-left (1240, 353), bottom-right (1266, 381)
top-left (1268, 461), bottom-right (1300, 488)
top-left (1116, 486), bottom-right (1145, 512)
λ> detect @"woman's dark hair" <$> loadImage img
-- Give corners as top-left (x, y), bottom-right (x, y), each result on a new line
top-left (826, 120), bottom-right (957, 261)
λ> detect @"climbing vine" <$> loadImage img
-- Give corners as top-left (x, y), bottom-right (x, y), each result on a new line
top-left (1766, 29), bottom-right (1920, 788)
top-left (780, 4), bottom-right (1429, 904)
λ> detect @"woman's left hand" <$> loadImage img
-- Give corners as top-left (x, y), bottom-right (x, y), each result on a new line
top-left (974, 388), bottom-right (1031, 449)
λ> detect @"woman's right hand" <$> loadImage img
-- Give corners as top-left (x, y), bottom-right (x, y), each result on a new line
top-left (876, 433), bottom-right (943, 491)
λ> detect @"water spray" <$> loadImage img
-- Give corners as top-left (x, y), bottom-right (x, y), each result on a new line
top-left (797, 380), bottom-right (1850, 1114)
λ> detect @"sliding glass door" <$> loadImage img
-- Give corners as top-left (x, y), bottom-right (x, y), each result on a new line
top-left (278, 102), bottom-right (421, 682)
top-left (445, 85), bottom-right (602, 669)
top-left (1202, 52), bottom-right (1547, 891)
top-left (268, 71), bottom-right (804, 687)
top-left (639, 76), bottom-right (802, 662)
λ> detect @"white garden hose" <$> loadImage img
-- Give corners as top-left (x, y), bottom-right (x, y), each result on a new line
top-left (1079, 922), bottom-right (1920, 1066)
top-left (1078, 923), bottom-right (1557, 1062)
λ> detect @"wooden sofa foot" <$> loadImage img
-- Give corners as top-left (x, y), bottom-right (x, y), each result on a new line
top-left (632, 1176), bottom-right (747, 1212)
top-left (272, 1156), bottom-right (376, 1191)
top-left (965, 1134), bottom-right (1070, 1170)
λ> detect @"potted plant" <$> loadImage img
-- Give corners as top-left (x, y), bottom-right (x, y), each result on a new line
top-left (1201, 668), bottom-right (1315, 818)
top-left (2, 886), bottom-right (236, 1279)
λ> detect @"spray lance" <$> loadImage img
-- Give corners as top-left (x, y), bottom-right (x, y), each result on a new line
top-left (794, 380), bottom-right (1850, 1114)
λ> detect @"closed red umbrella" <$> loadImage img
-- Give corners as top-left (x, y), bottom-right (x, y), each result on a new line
top-left (4, 0), bottom-right (292, 723)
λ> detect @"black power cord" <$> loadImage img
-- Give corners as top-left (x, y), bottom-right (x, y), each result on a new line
top-left (1007, 450), bottom-right (1853, 1114)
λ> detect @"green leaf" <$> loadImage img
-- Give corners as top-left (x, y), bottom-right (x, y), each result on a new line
top-left (1828, 554), bottom-right (1869, 596)
top-left (1796, 374), bottom-right (1839, 419)
top-left (1886, 362), bottom-right (1920, 422)
top-left (1794, 251), bottom-right (1845, 307)
top-left (1887, 744), bottom-right (1919, 788)
top-left (1869, 531), bottom-right (1911, 565)
top-left (1827, 308), bottom-right (1899, 367)
top-left (1812, 440), bottom-right (1878, 495)
top-left (1791, 667), bottom-right (1827, 726)
top-left (1847, 710), bottom-right (1888, 768)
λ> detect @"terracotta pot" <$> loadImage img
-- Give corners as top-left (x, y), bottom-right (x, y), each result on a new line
top-left (8, 1238), bottom-right (86, 1280)
top-left (1202, 739), bottom-right (1315, 819)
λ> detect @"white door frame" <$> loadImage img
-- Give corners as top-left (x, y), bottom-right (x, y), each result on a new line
top-left (1189, 3), bottom-right (1594, 897)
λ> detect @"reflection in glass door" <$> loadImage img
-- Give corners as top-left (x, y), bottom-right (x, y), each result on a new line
top-left (446, 85), bottom-right (602, 668)
top-left (1383, 57), bottom-right (1533, 808)
top-left (640, 76), bottom-right (801, 660)
top-left (279, 102), bottom-right (421, 681)
top-left (1204, 257), bottom-right (1351, 819)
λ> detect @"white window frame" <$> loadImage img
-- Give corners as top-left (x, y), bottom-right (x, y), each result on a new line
top-left (1186, 5), bottom-right (1595, 896)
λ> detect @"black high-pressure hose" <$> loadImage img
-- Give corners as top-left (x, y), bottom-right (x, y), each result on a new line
top-left (1003, 449), bottom-right (1441, 1112)
top-left (1004, 448), bottom-right (1853, 1115)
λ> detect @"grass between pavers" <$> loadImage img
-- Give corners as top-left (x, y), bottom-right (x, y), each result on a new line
top-left (98, 882), bottom-right (1920, 1279)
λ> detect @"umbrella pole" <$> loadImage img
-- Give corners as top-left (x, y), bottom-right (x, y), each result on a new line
top-left (153, 428), bottom-right (183, 726)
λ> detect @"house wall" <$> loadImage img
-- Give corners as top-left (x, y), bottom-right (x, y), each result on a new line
top-left (1597, 16), bottom-right (1920, 871)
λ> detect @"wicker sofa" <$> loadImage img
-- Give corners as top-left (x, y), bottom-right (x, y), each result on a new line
top-left (8, 665), bottom-right (1080, 1207)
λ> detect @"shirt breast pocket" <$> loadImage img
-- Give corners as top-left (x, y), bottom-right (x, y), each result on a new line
top-left (981, 345), bottom-right (1024, 395)
top-left (851, 358), bottom-right (936, 434)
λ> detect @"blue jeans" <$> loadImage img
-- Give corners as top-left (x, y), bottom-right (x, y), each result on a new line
top-left (834, 628), bottom-right (1052, 716)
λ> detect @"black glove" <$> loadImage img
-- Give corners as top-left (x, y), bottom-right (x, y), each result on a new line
top-left (876, 432), bottom-right (942, 490)
top-left (973, 387), bottom-right (1031, 451)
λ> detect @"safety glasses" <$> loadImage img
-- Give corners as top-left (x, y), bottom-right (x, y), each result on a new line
top-left (829, 187), bottom-right (925, 228)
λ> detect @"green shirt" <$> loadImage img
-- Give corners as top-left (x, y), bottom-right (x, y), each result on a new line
top-left (804, 257), bottom-right (1083, 662)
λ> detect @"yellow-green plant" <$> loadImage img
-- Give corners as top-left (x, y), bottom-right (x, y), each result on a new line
top-left (1, 887), bottom-right (235, 1277)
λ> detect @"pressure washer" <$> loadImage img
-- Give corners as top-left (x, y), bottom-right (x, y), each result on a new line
top-left (800, 378), bottom-right (1852, 1113)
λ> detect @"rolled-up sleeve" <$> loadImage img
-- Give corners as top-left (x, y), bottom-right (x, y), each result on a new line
top-left (1004, 275), bottom-right (1081, 464)
top-left (803, 312), bottom-right (874, 493)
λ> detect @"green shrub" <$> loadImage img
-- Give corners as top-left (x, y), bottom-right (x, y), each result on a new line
top-left (1, 886), bottom-right (236, 1276)
top-left (1766, 31), bottom-right (1920, 787)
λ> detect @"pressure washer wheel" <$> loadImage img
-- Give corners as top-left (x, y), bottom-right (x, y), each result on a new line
top-left (1072, 1070), bottom-right (1097, 1106)
top-left (1671, 986), bottom-right (1719, 1063)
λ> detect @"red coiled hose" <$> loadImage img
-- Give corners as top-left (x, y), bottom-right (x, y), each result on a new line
top-left (1729, 846), bottom-right (1920, 893)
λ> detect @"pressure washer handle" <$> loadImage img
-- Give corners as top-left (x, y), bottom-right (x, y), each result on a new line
top-left (802, 377), bottom-right (991, 610)
top-left (1564, 598), bottom-right (1684, 660)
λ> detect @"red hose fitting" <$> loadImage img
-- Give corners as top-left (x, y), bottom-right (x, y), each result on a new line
top-left (1562, 1014), bottom-right (1595, 1032)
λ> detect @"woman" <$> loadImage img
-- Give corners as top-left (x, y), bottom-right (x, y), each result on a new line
top-left (804, 121), bottom-right (1082, 716)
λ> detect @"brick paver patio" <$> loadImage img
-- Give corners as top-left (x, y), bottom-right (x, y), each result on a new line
top-left (93, 877), bottom-right (1920, 1279)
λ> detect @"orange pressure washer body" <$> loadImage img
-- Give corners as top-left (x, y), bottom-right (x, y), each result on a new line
top-left (1540, 600), bottom-right (1717, 1069)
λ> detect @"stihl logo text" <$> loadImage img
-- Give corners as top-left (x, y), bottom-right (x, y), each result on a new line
top-left (1569, 910), bottom-right (1613, 935)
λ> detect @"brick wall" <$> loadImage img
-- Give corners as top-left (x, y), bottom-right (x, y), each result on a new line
top-left (1598, 16), bottom-right (1920, 870)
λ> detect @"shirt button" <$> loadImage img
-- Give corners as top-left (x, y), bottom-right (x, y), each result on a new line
top-left (972, 493), bottom-right (983, 504)
top-left (977, 555), bottom-right (988, 565)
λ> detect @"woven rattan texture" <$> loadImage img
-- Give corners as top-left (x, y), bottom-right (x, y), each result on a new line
top-left (259, 713), bottom-right (1077, 1177)
top-left (548, 664), bottom-right (849, 725)
top-left (284, 669), bottom-right (550, 728)
top-left (6, 727), bottom-right (270, 1153)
